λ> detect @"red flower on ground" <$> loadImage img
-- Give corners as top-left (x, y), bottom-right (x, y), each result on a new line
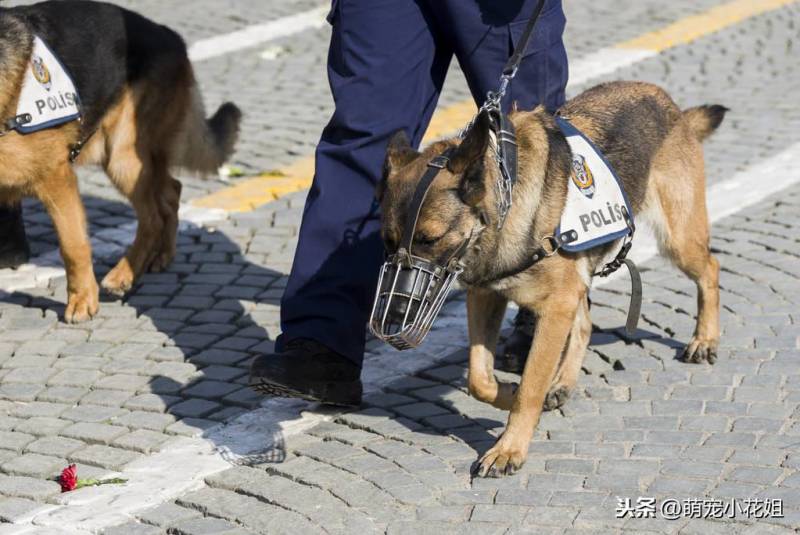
top-left (60, 464), bottom-right (78, 492)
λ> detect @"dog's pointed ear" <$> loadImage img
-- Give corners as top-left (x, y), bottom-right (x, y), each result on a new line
top-left (385, 130), bottom-right (418, 172)
top-left (379, 130), bottom-right (419, 201)
top-left (451, 111), bottom-right (492, 206)
top-left (450, 111), bottom-right (492, 174)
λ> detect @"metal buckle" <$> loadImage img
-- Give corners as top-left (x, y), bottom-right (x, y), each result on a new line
top-left (428, 155), bottom-right (449, 169)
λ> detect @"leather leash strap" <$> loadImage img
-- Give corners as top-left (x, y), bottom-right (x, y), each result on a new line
top-left (399, 149), bottom-right (456, 259)
top-left (502, 0), bottom-right (547, 78)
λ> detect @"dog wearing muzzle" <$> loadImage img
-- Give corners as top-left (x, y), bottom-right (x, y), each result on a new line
top-left (375, 81), bottom-right (726, 477)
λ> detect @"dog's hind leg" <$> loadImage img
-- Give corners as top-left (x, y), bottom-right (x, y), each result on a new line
top-left (544, 293), bottom-right (591, 411)
top-left (34, 165), bottom-right (99, 323)
top-left (467, 288), bottom-right (515, 410)
top-left (648, 135), bottom-right (720, 364)
top-left (148, 155), bottom-right (182, 273)
top-left (100, 90), bottom-right (182, 296)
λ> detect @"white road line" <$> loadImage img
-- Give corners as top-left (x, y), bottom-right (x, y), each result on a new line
top-left (567, 47), bottom-right (657, 88)
top-left (188, 6), bottom-right (330, 62)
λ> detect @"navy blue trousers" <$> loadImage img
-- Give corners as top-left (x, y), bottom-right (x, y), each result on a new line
top-left (278, 0), bottom-right (569, 365)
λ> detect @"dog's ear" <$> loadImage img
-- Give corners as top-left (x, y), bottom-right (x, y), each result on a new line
top-left (451, 111), bottom-right (492, 206)
top-left (385, 130), bottom-right (418, 172)
top-left (379, 130), bottom-right (419, 201)
top-left (450, 111), bottom-right (491, 173)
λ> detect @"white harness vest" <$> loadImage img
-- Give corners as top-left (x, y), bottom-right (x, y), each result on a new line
top-left (13, 36), bottom-right (81, 134)
top-left (555, 117), bottom-right (633, 253)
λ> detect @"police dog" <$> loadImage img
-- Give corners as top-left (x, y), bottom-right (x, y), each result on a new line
top-left (0, 1), bottom-right (241, 322)
top-left (380, 81), bottom-right (725, 477)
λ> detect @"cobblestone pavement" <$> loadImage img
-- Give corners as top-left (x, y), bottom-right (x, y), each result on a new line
top-left (0, 0), bottom-right (799, 533)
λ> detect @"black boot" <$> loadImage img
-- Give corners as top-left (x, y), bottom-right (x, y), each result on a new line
top-left (0, 203), bottom-right (30, 270)
top-left (250, 338), bottom-right (363, 407)
top-left (498, 308), bottom-right (536, 374)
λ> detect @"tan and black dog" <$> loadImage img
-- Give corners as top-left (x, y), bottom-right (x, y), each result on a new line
top-left (380, 81), bottom-right (726, 477)
top-left (0, 1), bottom-right (241, 322)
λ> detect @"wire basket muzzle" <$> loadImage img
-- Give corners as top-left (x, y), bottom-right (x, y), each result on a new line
top-left (369, 255), bottom-right (462, 350)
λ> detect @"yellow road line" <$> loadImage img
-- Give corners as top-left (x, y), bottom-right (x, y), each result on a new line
top-left (192, 0), bottom-right (796, 213)
top-left (618, 0), bottom-right (796, 51)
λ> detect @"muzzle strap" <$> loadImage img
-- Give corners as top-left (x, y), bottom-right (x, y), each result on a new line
top-left (399, 148), bottom-right (456, 257)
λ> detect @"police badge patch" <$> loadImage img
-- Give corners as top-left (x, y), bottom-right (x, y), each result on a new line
top-left (556, 116), bottom-right (633, 252)
top-left (13, 36), bottom-right (81, 134)
top-left (571, 154), bottom-right (595, 199)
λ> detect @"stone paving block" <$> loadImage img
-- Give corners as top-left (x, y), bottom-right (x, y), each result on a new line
top-left (0, 497), bottom-right (46, 523)
top-left (60, 422), bottom-right (129, 445)
top-left (114, 411), bottom-right (177, 432)
top-left (10, 401), bottom-right (70, 419)
top-left (137, 502), bottom-right (202, 527)
top-left (190, 349), bottom-right (250, 367)
top-left (169, 399), bottom-right (221, 419)
top-left (47, 368), bottom-right (102, 388)
top-left (102, 522), bottom-right (163, 535)
top-left (94, 374), bottom-right (152, 392)
top-left (13, 340), bottom-right (66, 357)
top-left (221, 387), bottom-right (261, 408)
top-left (647, 476), bottom-right (712, 496)
top-left (13, 417), bottom-right (70, 437)
top-left (520, 506), bottom-right (580, 528)
top-left (727, 466), bottom-right (784, 485)
top-left (53, 357), bottom-right (106, 370)
top-left (0, 416), bottom-right (21, 432)
top-left (0, 431), bottom-right (36, 452)
top-left (112, 429), bottom-right (171, 454)
top-left (37, 385), bottom-right (89, 405)
top-left (80, 389), bottom-right (133, 408)
top-left (394, 402), bottom-right (451, 420)
top-left (69, 444), bottom-right (142, 471)
top-left (182, 381), bottom-right (241, 400)
top-left (165, 418), bottom-right (218, 438)
top-left (123, 394), bottom-right (181, 413)
top-left (3, 367), bottom-right (57, 384)
top-left (0, 384), bottom-right (44, 405)
top-left (0, 475), bottom-right (61, 501)
top-left (703, 432), bottom-right (757, 448)
top-left (24, 436), bottom-right (85, 458)
top-left (169, 516), bottom-right (249, 535)
top-left (198, 366), bottom-right (246, 382)
top-left (61, 404), bottom-right (127, 424)
top-left (1, 453), bottom-right (66, 478)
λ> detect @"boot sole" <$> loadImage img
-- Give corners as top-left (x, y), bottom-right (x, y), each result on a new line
top-left (250, 376), bottom-right (362, 408)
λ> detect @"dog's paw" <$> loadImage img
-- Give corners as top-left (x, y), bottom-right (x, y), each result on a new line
top-left (101, 262), bottom-right (135, 297)
top-left (65, 287), bottom-right (99, 323)
top-left (471, 437), bottom-right (527, 478)
top-left (543, 385), bottom-right (572, 411)
top-left (682, 336), bottom-right (718, 364)
top-left (148, 249), bottom-right (174, 274)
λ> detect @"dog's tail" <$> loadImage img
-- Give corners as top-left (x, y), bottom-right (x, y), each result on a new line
top-left (173, 85), bottom-right (242, 175)
top-left (682, 104), bottom-right (728, 142)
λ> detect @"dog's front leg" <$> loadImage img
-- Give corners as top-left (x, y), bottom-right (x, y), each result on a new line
top-left (474, 294), bottom-right (578, 477)
top-left (35, 165), bottom-right (99, 323)
top-left (466, 288), bottom-right (513, 409)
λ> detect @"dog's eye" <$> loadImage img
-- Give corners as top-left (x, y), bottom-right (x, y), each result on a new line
top-left (415, 232), bottom-right (443, 246)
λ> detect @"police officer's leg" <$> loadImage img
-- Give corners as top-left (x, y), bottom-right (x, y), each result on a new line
top-left (429, 0), bottom-right (569, 375)
top-left (0, 202), bottom-right (31, 269)
top-left (251, 0), bottom-right (452, 405)
top-left (431, 0), bottom-right (568, 112)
